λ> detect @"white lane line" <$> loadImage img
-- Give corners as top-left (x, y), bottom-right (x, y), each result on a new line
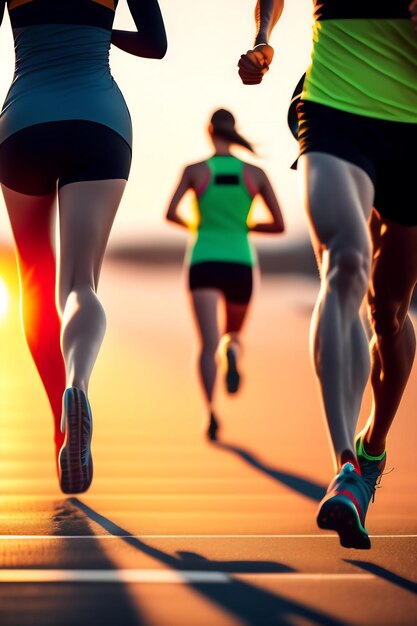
top-left (0, 570), bottom-right (375, 584)
top-left (0, 570), bottom-right (228, 584)
top-left (0, 534), bottom-right (416, 540)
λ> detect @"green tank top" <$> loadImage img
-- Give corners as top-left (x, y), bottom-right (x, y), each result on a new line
top-left (189, 156), bottom-right (255, 267)
top-left (302, 2), bottom-right (417, 122)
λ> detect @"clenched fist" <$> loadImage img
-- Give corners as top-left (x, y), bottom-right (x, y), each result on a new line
top-left (238, 43), bottom-right (274, 85)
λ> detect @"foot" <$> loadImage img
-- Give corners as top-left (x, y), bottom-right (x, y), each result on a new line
top-left (206, 412), bottom-right (219, 441)
top-left (58, 387), bottom-right (93, 494)
top-left (317, 462), bottom-right (373, 549)
top-left (225, 346), bottom-right (240, 394)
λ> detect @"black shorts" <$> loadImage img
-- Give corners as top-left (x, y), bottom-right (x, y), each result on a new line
top-left (189, 261), bottom-right (253, 304)
top-left (297, 100), bottom-right (417, 226)
top-left (0, 120), bottom-right (132, 196)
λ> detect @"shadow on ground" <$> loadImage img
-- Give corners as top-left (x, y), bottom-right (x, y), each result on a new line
top-left (345, 560), bottom-right (417, 595)
top-left (72, 497), bottom-right (348, 626)
top-left (213, 441), bottom-right (326, 502)
top-left (0, 500), bottom-right (143, 626)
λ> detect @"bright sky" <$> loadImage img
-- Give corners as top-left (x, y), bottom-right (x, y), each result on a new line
top-left (0, 0), bottom-right (313, 244)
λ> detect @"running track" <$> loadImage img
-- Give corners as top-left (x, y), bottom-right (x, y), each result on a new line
top-left (0, 257), bottom-right (416, 626)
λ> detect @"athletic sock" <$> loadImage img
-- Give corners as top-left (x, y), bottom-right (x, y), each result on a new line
top-left (340, 449), bottom-right (360, 472)
top-left (357, 437), bottom-right (386, 462)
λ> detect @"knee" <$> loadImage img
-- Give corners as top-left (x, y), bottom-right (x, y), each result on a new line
top-left (369, 300), bottom-right (401, 337)
top-left (327, 247), bottom-right (370, 294)
top-left (200, 340), bottom-right (219, 359)
top-left (19, 262), bottom-right (55, 299)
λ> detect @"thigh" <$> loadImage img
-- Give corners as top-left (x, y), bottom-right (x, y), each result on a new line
top-left (224, 264), bottom-right (253, 333)
top-left (225, 301), bottom-right (250, 334)
top-left (223, 263), bottom-right (253, 306)
top-left (1, 183), bottom-right (57, 268)
top-left (190, 289), bottom-right (221, 348)
top-left (0, 122), bottom-right (132, 196)
top-left (298, 152), bottom-right (374, 269)
top-left (297, 101), bottom-right (377, 185)
top-left (0, 126), bottom-right (59, 196)
top-left (57, 121), bottom-right (132, 189)
top-left (373, 120), bottom-right (417, 227)
top-left (58, 179), bottom-right (126, 307)
top-left (369, 211), bottom-right (417, 323)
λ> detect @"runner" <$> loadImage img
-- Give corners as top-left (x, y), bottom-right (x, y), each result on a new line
top-left (166, 109), bottom-right (284, 439)
top-left (238, 0), bottom-right (417, 548)
top-left (0, 0), bottom-right (167, 493)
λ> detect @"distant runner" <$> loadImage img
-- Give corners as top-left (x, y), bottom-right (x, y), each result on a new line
top-left (166, 109), bottom-right (284, 439)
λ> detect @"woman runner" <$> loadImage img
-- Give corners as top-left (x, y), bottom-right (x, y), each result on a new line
top-left (0, 0), bottom-right (167, 493)
top-left (166, 109), bottom-right (284, 440)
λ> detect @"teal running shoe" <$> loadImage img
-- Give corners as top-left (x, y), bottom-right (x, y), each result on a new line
top-left (355, 437), bottom-right (386, 513)
top-left (317, 462), bottom-right (373, 549)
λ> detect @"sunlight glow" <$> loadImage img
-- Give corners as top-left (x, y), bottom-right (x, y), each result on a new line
top-left (0, 276), bottom-right (9, 322)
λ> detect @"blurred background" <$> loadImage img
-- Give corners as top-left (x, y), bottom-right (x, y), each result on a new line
top-left (0, 0), bottom-right (314, 255)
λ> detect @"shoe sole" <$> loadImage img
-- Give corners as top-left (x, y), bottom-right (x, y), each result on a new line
top-left (226, 348), bottom-right (240, 394)
top-left (317, 495), bottom-right (371, 550)
top-left (59, 388), bottom-right (93, 494)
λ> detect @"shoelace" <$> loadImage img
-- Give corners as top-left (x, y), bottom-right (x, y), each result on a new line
top-left (361, 460), bottom-right (394, 503)
top-left (371, 468), bottom-right (395, 502)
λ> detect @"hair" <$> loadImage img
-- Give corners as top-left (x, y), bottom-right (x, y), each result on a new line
top-left (210, 109), bottom-right (255, 153)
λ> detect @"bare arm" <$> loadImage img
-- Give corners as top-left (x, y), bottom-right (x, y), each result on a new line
top-left (111, 0), bottom-right (167, 59)
top-left (166, 167), bottom-right (193, 230)
top-left (254, 0), bottom-right (284, 45)
top-left (248, 169), bottom-right (285, 234)
top-left (238, 0), bottom-right (284, 85)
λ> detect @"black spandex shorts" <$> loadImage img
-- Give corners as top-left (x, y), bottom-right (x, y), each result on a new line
top-left (189, 261), bottom-right (253, 304)
top-left (0, 120), bottom-right (132, 196)
top-left (297, 100), bottom-right (417, 226)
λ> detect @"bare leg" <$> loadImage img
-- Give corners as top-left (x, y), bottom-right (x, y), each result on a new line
top-left (299, 153), bottom-right (374, 471)
top-left (225, 299), bottom-right (250, 340)
top-left (221, 300), bottom-right (251, 393)
top-left (190, 289), bottom-right (221, 409)
top-left (58, 179), bottom-right (126, 392)
top-left (360, 214), bottom-right (417, 456)
top-left (1, 184), bottom-right (66, 453)
top-left (56, 179), bottom-right (126, 493)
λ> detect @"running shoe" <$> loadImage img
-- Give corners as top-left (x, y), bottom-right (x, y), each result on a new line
top-left (58, 387), bottom-right (93, 494)
top-left (206, 412), bottom-right (219, 441)
top-left (317, 462), bottom-right (373, 549)
top-left (225, 346), bottom-right (240, 394)
top-left (355, 437), bottom-right (386, 511)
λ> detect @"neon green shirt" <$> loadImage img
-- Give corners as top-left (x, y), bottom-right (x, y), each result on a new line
top-left (303, 3), bottom-right (417, 122)
top-left (189, 156), bottom-right (255, 267)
